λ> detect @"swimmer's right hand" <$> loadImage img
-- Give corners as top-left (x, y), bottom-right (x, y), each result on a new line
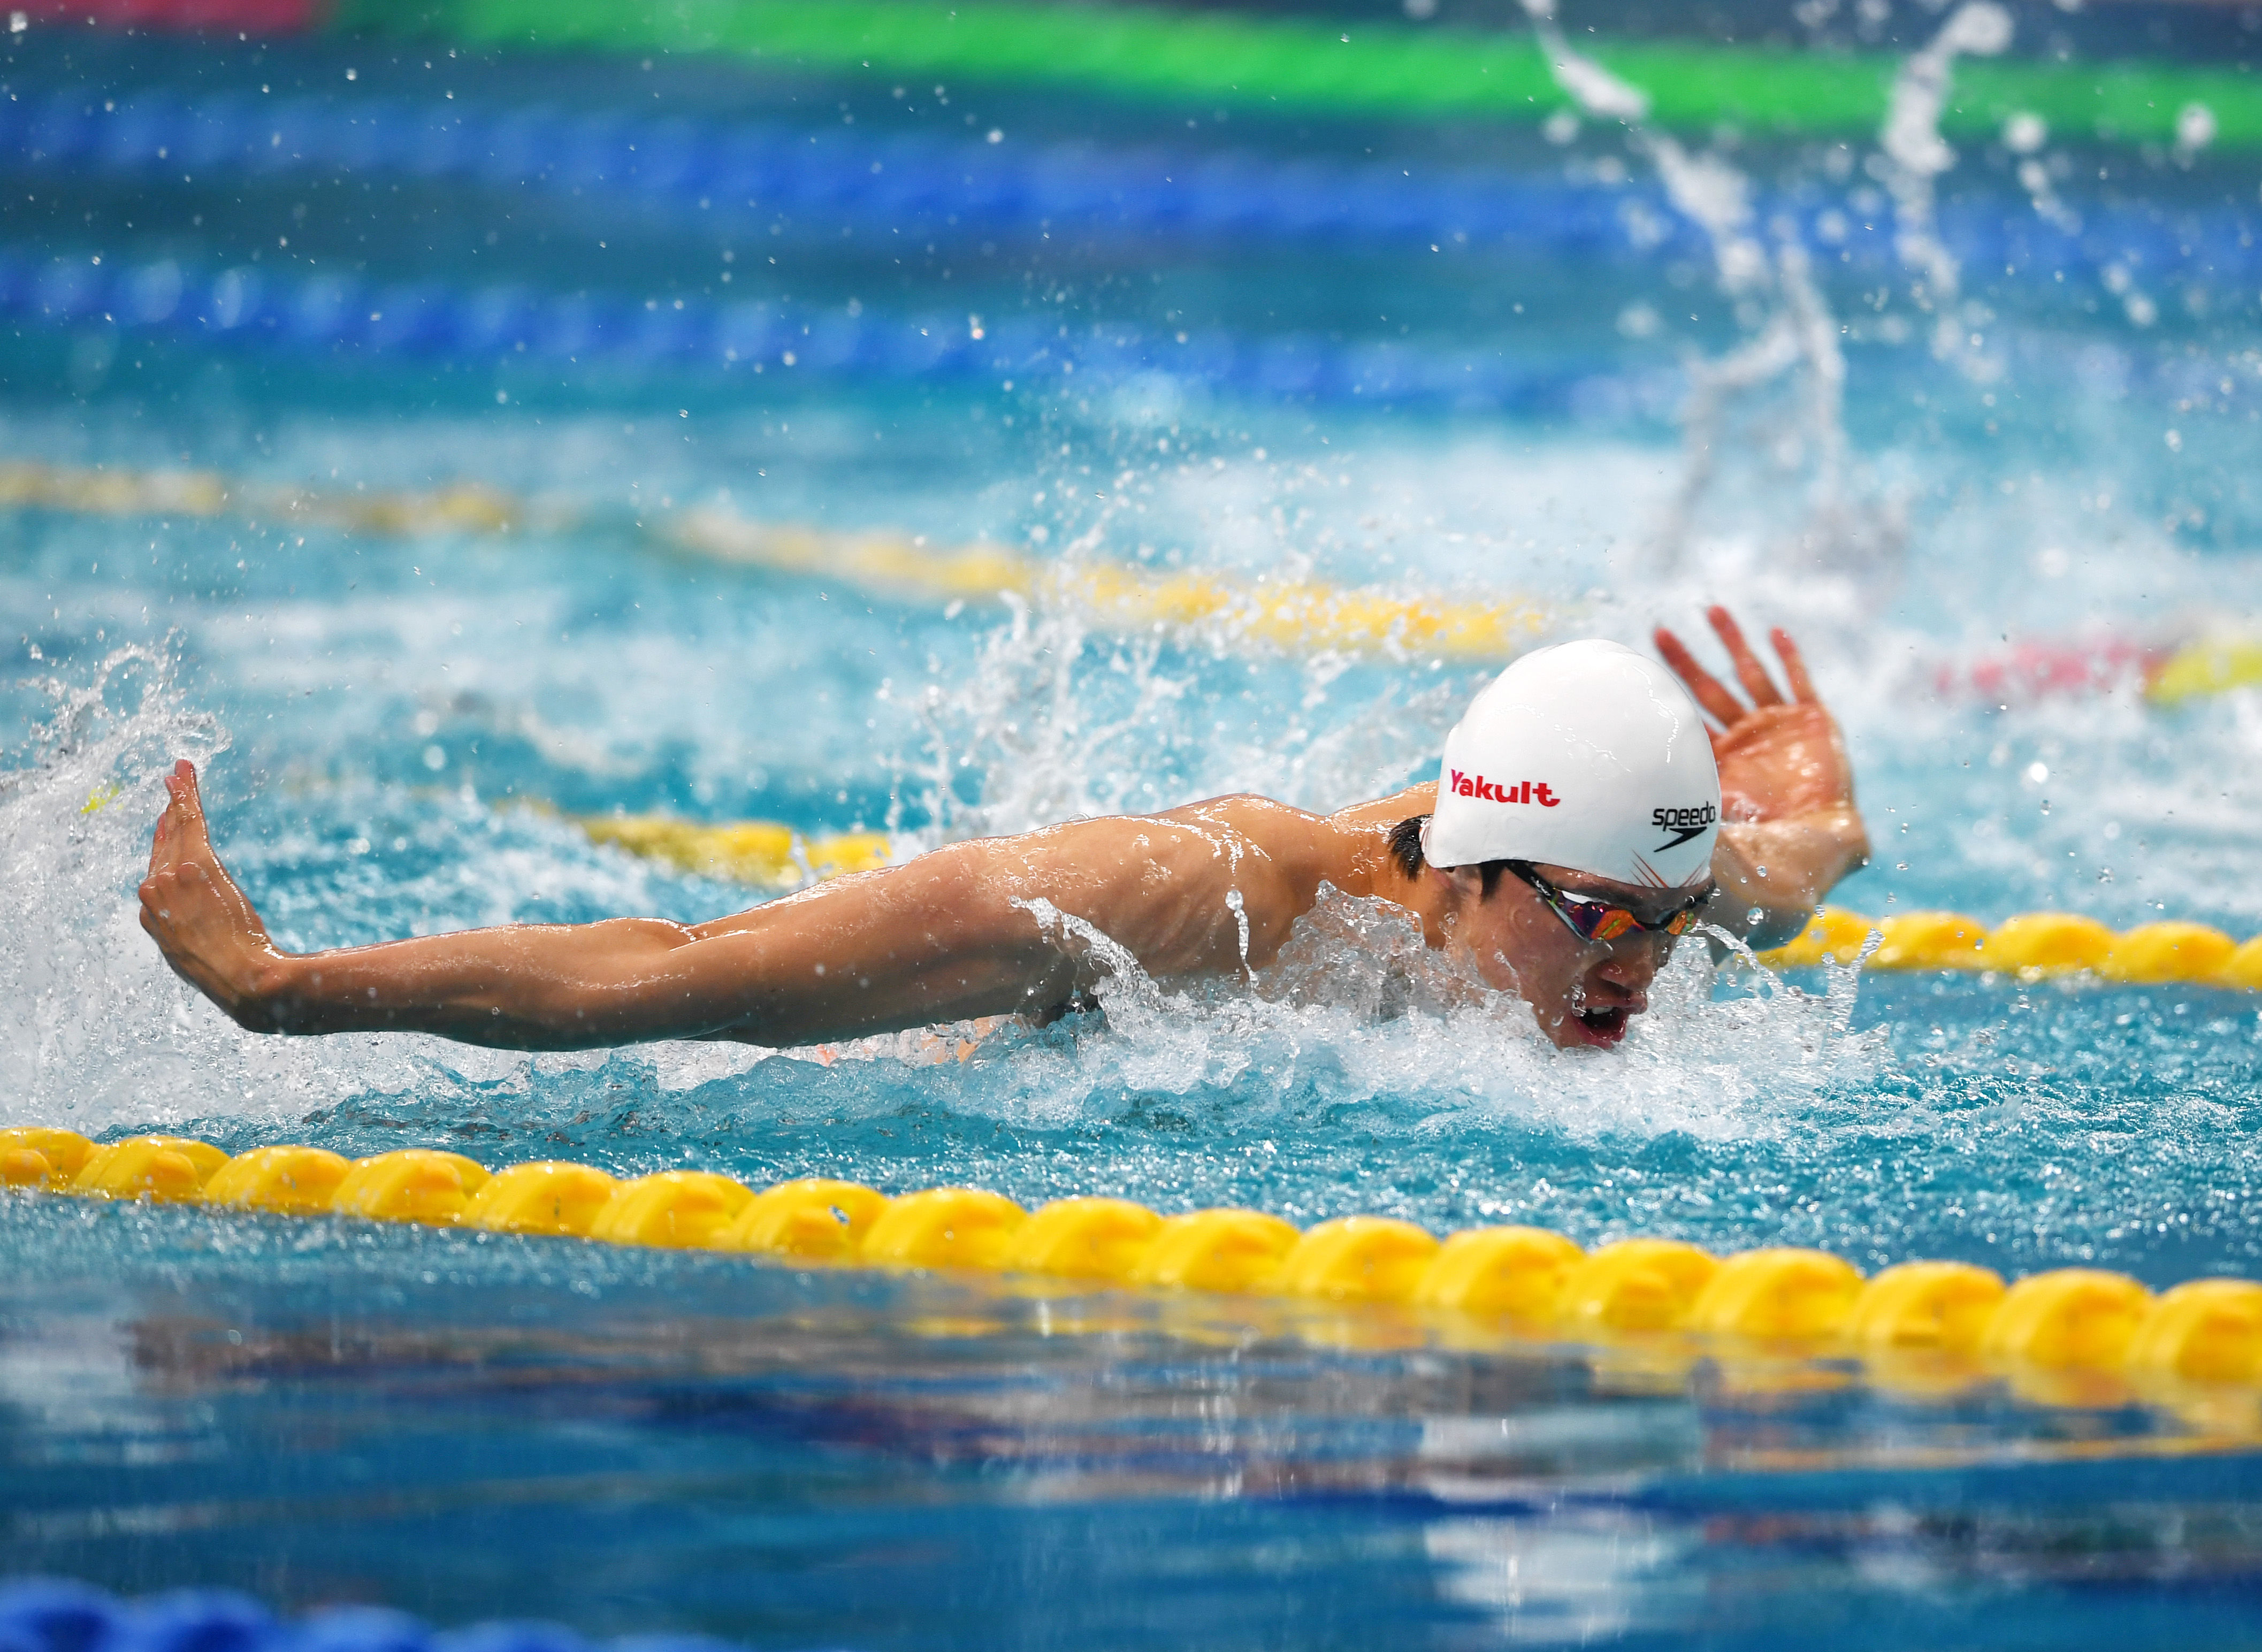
top-left (140, 760), bottom-right (293, 1029)
top-left (1652, 606), bottom-right (1861, 833)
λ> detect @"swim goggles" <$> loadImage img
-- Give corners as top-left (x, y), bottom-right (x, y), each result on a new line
top-left (1503, 862), bottom-right (1714, 943)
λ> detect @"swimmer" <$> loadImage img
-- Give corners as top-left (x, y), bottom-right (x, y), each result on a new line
top-left (140, 606), bottom-right (1867, 1053)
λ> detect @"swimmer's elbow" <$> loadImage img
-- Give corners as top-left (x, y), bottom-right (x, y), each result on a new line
top-left (499, 919), bottom-right (711, 1043)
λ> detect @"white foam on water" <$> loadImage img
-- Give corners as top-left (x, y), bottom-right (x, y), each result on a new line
top-left (0, 646), bottom-right (806, 1134)
top-left (884, 885), bottom-right (1893, 1149)
top-left (0, 645), bottom-right (343, 1131)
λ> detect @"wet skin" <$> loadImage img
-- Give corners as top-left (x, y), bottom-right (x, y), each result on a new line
top-left (141, 608), bottom-right (1868, 1052)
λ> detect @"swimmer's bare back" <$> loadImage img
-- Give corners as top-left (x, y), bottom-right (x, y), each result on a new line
top-left (139, 759), bottom-right (1425, 1050)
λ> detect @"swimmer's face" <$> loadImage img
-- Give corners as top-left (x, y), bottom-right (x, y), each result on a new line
top-left (1444, 861), bottom-right (1693, 1050)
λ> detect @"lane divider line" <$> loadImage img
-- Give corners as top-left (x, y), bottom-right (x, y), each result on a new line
top-left (1, 455), bottom-right (1557, 663)
top-left (9, 84), bottom-right (2249, 291)
top-left (0, 1578), bottom-right (808, 1652)
top-left (1760, 906), bottom-right (2262, 988)
top-left (4, 1125), bottom-right (2258, 1416)
top-left (321, 0), bottom-right (2262, 150)
top-left (0, 242), bottom-right (1640, 414)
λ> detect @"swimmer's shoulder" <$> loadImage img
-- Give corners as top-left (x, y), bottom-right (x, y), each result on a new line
top-left (1326, 781), bottom-right (1436, 833)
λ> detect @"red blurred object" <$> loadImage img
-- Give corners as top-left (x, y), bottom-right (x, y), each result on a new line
top-left (1932, 632), bottom-right (2177, 704)
top-left (19, 0), bottom-right (314, 32)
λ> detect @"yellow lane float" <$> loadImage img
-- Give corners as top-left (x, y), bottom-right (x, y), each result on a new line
top-left (1844, 1261), bottom-right (2007, 1356)
top-left (464, 1161), bottom-right (622, 1237)
top-left (203, 1146), bottom-right (354, 1214)
top-left (74, 1136), bottom-right (232, 1202)
top-left (7, 1126), bottom-right (2260, 1414)
top-left (575, 814), bottom-right (893, 891)
top-left (1000, 1196), bottom-right (1165, 1281)
top-left (1412, 1225), bottom-right (1586, 1320)
top-left (1128, 1208), bottom-right (1302, 1294)
top-left (722, 1177), bottom-right (894, 1260)
top-left (332, 1149), bottom-right (493, 1225)
top-left (861, 1187), bottom-right (1028, 1269)
top-left (1687, 1247), bottom-right (1864, 1344)
top-left (1760, 906), bottom-right (2262, 990)
top-left (587, 1171), bottom-right (754, 1248)
top-left (1555, 1239), bottom-right (1719, 1334)
top-left (1273, 1215), bottom-right (1440, 1305)
top-left (0, 457), bottom-right (1550, 666)
top-left (0, 1127), bottom-right (99, 1191)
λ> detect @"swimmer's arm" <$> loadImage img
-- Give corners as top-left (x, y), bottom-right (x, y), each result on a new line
top-left (141, 763), bottom-right (1092, 1048)
top-left (143, 765), bottom-right (1263, 1049)
top-left (1708, 812), bottom-right (1870, 950)
top-left (1654, 608), bottom-right (1870, 948)
top-left (255, 850), bottom-right (1082, 1048)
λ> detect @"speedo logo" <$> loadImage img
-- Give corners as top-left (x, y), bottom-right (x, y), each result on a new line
top-left (1451, 771), bottom-right (1559, 807)
top-left (1652, 802), bottom-right (1718, 851)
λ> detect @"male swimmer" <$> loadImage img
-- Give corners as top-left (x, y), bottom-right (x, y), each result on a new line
top-left (140, 607), bottom-right (1867, 1053)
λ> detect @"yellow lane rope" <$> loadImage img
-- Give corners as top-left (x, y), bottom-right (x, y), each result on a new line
top-left (1, 457), bottom-right (1551, 663)
top-left (2146, 636), bottom-right (2262, 708)
top-left (574, 812), bottom-right (893, 889)
top-left (1759, 907), bottom-right (2262, 989)
top-left (0, 458), bottom-right (542, 537)
top-left (666, 510), bottom-right (1552, 659)
top-left (4, 1127), bottom-right (2257, 1418)
top-left (25, 453), bottom-right (2262, 697)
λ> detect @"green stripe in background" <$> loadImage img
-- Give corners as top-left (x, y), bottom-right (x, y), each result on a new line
top-left (331, 0), bottom-right (2262, 149)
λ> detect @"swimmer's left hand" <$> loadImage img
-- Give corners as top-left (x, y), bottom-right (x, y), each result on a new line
top-left (1652, 607), bottom-right (1857, 826)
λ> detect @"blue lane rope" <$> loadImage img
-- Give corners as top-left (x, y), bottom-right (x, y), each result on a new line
top-left (0, 1580), bottom-right (825, 1652)
top-left (3, 85), bottom-right (2254, 292)
top-left (0, 244), bottom-right (1659, 414)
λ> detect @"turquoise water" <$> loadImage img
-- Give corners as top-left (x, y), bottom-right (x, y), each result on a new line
top-left (6, 16), bottom-right (2262, 1648)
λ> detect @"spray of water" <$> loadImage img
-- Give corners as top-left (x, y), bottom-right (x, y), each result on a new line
top-left (954, 884), bottom-right (1890, 1145)
top-left (1876, 1), bottom-right (2016, 371)
top-left (888, 586), bottom-right (1473, 843)
top-left (0, 646), bottom-right (797, 1133)
top-left (0, 646), bottom-right (294, 1128)
top-left (1520, 0), bottom-right (1875, 572)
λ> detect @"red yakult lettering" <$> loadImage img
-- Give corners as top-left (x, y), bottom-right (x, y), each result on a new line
top-left (1448, 771), bottom-right (1561, 806)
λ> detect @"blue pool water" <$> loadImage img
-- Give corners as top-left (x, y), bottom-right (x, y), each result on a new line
top-left (6, 11), bottom-right (2262, 1647)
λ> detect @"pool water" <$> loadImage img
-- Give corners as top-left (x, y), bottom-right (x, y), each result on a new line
top-left (5, 8), bottom-right (2262, 1647)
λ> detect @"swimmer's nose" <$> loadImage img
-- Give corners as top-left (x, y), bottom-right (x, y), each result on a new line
top-left (1588, 949), bottom-right (1658, 1009)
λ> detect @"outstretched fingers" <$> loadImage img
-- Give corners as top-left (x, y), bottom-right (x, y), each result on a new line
top-left (1706, 606), bottom-right (1785, 708)
top-left (1771, 626), bottom-right (1820, 704)
top-left (1653, 625), bottom-right (1747, 728)
top-left (149, 760), bottom-right (208, 873)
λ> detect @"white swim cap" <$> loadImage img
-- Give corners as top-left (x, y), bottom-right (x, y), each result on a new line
top-left (1422, 639), bottom-right (1721, 889)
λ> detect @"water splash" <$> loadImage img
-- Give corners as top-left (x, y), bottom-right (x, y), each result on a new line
top-left (0, 645), bottom-right (274, 1127)
top-left (0, 646), bottom-right (794, 1133)
top-left (1520, 0), bottom-right (1877, 573)
top-left (889, 586), bottom-right (1472, 842)
top-left (1877, 2), bottom-right (2016, 369)
top-left (954, 885), bottom-right (1886, 1147)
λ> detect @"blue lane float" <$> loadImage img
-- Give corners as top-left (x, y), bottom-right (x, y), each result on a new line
top-left (0, 244), bottom-right (1664, 415)
top-left (3, 85), bottom-right (2255, 294)
top-left (0, 1579), bottom-right (788, 1652)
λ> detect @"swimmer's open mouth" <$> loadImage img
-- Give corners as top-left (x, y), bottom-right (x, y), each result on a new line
top-left (1572, 1006), bottom-right (1630, 1045)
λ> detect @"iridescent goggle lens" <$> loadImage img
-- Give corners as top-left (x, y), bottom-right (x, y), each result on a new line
top-left (1513, 865), bottom-right (1710, 943)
